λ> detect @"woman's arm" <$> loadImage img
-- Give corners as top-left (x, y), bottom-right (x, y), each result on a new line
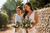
top-left (22, 13), bottom-right (25, 21)
top-left (13, 14), bottom-right (16, 22)
top-left (22, 17), bottom-right (25, 20)
top-left (33, 12), bottom-right (38, 27)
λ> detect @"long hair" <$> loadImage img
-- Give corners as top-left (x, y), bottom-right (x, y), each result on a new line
top-left (23, 2), bottom-right (33, 18)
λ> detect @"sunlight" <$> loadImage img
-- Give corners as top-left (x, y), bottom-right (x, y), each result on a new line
top-left (0, 0), bottom-right (6, 8)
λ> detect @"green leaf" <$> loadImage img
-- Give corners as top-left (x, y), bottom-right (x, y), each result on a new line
top-left (7, 1), bottom-right (16, 11)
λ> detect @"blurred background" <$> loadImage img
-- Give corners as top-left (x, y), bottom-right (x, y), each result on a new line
top-left (0, 0), bottom-right (50, 33)
top-left (0, 0), bottom-right (50, 21)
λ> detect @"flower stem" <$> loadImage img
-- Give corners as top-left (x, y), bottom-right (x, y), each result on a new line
top-left (26, 30), bottom-right (28, 33)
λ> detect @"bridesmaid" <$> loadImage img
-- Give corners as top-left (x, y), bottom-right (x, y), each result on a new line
top-left (13, 6), bottom-right (26, 33)
top-left (22, 2), bottom-right (38, 33)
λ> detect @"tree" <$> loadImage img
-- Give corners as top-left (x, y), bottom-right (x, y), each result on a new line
top-left (1, 0), bottom-right (24, 20)
top-left (29, 0), bottom-right (50, 9)
top-left (29, 0), bottom-right (37, 10)
top-left (1, 2), bottom-right (11, 20)
top-left (15, 0), bottom-right (23, 7)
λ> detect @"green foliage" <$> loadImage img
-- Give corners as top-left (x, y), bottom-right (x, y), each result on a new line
top-left (16, 0), bottom-right (23, 8)
top-left (22, 19), bottom-right (34, 29)
top-left (1, 2), bottom-right (12, 20)
top-left (7, 1), bottom-right (16, 11)
top-left (29, 0), bottom-right (37, 10)
top-left (29, 0), bottom-right (50, 10)
top-left (0, 13), bottom-right (9, 28)
top-left (12, 21), bottom-right (21, 28)
top-left (1, 0), bottom-right (24, 20)
top-left (1, 0), bottom-right (50, 21)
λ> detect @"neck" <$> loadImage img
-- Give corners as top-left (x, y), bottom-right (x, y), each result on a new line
top-left (18, 13), bottom-right (21, 15)
top-left (28, 9), bottom-right (32, 12)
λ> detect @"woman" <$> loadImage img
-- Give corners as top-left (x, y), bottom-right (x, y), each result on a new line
top-left (13, 6), bottom-right (26, 33)
top-left (22, 2), bottom-right (38, 33)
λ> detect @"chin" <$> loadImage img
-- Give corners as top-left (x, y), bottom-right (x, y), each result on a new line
top-left (25, 9), bottom-right (28, 11)
top-left (26, 10), bottom-right (28, 11)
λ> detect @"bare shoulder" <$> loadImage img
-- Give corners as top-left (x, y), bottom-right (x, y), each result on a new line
top-left (13, 14), bottom-right (17, 17)
top-left (34, 11), bottom-right (37, 15)
top-left (34, 11), bottom-right (38, 18)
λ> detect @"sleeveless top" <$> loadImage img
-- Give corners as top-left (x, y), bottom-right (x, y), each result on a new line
top-left (25, 11), bottom-right (36, 33)
top-left (15, 14), bottom-right (22, 22)
top-left (25, 11), bottom-right (36, 23)
top-left (14, 14), bottom-right (26, 33)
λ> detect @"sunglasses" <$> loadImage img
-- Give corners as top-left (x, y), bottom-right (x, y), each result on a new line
top-left (16, 10), bottom-right (20, 11)
top-left (24, 6), bottom-right (28, 8)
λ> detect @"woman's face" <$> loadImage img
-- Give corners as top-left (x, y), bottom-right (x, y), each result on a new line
top-left (16, 8), bottom-right (22, 14)
top-left (24, 4), bottom-right (30, 11)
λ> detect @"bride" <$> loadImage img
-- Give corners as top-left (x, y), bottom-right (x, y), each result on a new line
top-left (22, 2), bottom-right (38, 33)
top-left (13, 6), bottom-right (26, 33)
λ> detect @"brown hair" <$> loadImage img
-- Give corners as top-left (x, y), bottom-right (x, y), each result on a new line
top-left (23, 2), bottom-right (33, 18)
top-left (16, 6), bottom-right (23, 11)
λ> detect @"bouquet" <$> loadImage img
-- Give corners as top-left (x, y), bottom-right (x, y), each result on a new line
top-left (21, 19), bottom-right (35, 29)
top-left (11, 21), bottom-right (21, 28)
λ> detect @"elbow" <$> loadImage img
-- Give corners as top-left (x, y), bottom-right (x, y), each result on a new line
top-left (35, 21), bottom-right (38, 25)
top-left (36, 21), bottom-right (38, 25)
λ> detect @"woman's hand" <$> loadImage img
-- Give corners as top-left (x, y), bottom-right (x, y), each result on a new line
top-left (28, 28), bottom-right (31, 30)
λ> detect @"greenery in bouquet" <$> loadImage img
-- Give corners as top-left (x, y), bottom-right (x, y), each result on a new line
top-left (12, 21), bottom-right (21, 28)
top-left (21, 19), bottom-right (34, 29)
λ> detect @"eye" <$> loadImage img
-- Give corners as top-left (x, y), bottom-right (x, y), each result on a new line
top-left (16, 10), bottom-right (20, 11)
top-left (25, 6), bottom-right (27, 8)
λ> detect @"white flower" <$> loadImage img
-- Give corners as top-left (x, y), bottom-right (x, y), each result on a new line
top-left (19, 20), bottom-right (22, 22)
top-left (12, 24), bottom-right (16, 26)
top-left (16, 25), bottom-right (18, 27)
top-left (25, 24), bottom-right (27, 27)
top-left (22, 24), bottom-right (24, 26)
top-left (13, 24), bottom-right (16, 26)
top-left (12, 24), bottom-right (13, 26)
top-left (30, 25), bottom-right (33, 27)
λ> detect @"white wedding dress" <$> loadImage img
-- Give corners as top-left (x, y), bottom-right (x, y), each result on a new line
top-left (14, 14), bottom-right (26, 33)
top-left (25, 11), bottom-right (36, 33)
